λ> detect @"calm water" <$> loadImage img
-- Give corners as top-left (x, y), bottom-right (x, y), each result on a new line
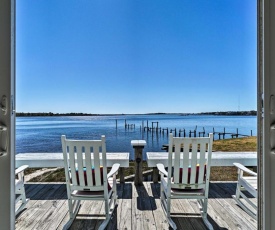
top-left (16, 114), bottom-right (257, 160)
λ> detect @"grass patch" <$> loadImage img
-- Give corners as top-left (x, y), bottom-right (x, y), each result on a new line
top-left (25, 168), bottom-right (42, 175)
top-left (29, 168), bottom-right (66, 182)
top-left (213, 136), bottom-right (256, 152)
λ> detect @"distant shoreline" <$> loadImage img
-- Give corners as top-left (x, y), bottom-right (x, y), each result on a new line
top-left (16, 110), bottom-right (257, 117)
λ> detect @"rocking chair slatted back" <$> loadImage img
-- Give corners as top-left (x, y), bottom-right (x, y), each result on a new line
top-left (62, 136), bottom-right (107, 191)
top-left (169, 133), bottom-right (213, 190)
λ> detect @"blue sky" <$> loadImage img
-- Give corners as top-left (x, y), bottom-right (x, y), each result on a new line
top-left (16, 0), bottom-right (257, 114)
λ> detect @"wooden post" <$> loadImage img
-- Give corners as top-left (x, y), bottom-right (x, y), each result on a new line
top-left (253, 166), bottom-right (257, 173)
top-left (119, 168), bottom-right (125, 183)
top-left (131, 140), bottom-right (146, 186)
top-left (153, 167), bottom-right (159, 183)
top-left (116, 119), bottom-right (117, 129)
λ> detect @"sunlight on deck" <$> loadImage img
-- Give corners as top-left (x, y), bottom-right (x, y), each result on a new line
top-left (15, 182), bottom-right (257, 230)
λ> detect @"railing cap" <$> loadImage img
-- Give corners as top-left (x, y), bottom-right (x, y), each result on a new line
top-left (131, 140), bottom-right (146, 147)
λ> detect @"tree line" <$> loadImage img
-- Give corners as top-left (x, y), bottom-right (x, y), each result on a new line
top-left (16, 110), bottom-right (257, 117)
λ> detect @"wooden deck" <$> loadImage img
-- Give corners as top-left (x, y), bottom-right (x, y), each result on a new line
top-left (15, 182), bottom-right (257, 230)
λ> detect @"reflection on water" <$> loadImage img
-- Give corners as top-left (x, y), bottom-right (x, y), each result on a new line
top-left (16, 114), bottom-right (257, 160)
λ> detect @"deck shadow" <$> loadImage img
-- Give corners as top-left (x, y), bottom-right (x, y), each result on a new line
top-left (25, 183), bottom-right (67, 200)
top-left (152, 181), bottom-right (240, 199)
top-left (121, 183), bottom-right (132, 199)
top-left (172, 214), bottom-right (227, 230)
top-left (134, 183), bottom-right (157, 211)
top-left (209, 182), bottom-right (255, 199)
top-left (26, 183), bottom-right (127, 201)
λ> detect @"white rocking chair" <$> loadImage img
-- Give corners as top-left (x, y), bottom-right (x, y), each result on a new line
top-left (61, 135), bottom-right (120, 230)
top-left (157, 133), bottom-right (214, 230)
top-left (15, 165), bottom-right (29, 215)
top-left (232, 162), bottom-right (257, 219)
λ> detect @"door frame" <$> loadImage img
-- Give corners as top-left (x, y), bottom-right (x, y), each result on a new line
top-left (0, 0), bottom-right (16, 229)
top-left (260, 0), bottom-right (275, 229)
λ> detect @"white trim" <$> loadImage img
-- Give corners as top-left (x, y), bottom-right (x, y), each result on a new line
top-left (16, 152), bottom-right (129, 168)
top-left (147, 152), bottom-right (257, 167)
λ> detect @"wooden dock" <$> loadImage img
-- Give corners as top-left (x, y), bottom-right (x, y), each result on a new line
top-left (15, 181), bottom-right (257, 229)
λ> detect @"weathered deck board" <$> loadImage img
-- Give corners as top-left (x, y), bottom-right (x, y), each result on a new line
top-left (117, 183), bottom-right (132, 229)
top-left (15, 182), bottom-right (257, 230)
top-left (132, 183), bottom-right (157, 229)
top-left (214, 182), bottom-right (257, 227)
top-left (213, 182), bottom-right (257, 229)
top-left (16, 183), bottom-right (64, 230)
top-left (144, 183), bottom-right (169, 229)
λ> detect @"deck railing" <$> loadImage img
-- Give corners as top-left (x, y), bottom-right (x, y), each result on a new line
top-left (16, 151), bottom-right (257, 183)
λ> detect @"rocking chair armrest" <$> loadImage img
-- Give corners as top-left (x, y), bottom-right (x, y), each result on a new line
top-left (107, 163), bottom-right (120, 178)
top-left (15, 165), bottom-right (29, 175)
top-left (233, 163), bottom-right (257, 176)
top-left (157, 163), bottom-right (168, 177)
